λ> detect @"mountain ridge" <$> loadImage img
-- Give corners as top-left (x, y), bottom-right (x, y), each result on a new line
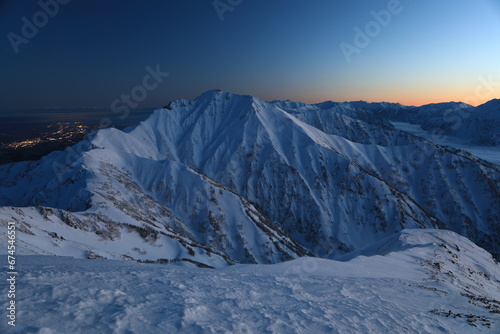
top-left (0, 90), bottom-right (499, 266)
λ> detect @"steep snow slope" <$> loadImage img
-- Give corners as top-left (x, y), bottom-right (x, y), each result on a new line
top-left (0, 90), bottom-right (499, 265)
top-left (271, 100), bottom-right (417, 146)
top-left (0, 136), bottom-right (310, 267)
top-left (1, 230), bottom-right (499, 334)
top-left (126, 91), bottom-right (500, 257)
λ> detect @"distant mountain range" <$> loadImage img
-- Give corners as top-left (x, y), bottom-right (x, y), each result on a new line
top-left (0, 90), bottom-right (499, 267)
top-left (275, 98), bottom-right (500, 146)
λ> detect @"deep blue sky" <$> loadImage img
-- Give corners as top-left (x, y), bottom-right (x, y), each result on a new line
top-left (1, 0), bottom-right (499, 113)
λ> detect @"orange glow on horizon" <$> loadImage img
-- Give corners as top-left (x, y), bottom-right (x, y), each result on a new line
top-left (290, 91), bottom-right (497, 107)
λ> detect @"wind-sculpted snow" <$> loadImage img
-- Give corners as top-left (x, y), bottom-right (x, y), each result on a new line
top-left (1, 230), bottom-right (499, 333)
top-left (0, 90), bottom-right (499, 267)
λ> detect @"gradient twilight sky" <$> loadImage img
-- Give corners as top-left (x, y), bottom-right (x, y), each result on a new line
top-left (1, 0), bottom-right (499, 112)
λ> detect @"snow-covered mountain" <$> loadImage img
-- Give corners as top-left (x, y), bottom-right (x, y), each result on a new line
top-left (3, 229), bottom-right (500, 333)
top-left (278, 97), bottom-right (500, 169)
top-left (290, 98), bottom-right (499, 146)
top-left (0, 90), bottom-right (499, 267)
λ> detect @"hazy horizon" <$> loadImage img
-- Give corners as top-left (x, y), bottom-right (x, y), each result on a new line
top-left (0, 90), bottom-right (497, 115)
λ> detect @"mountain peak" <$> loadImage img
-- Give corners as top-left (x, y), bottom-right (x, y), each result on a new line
top-left (1, 90), bottom-right (499, 269)
top-left (477, 98), bottom-right (500, 111)
top-left (194, 89), bottom-right (260, 104)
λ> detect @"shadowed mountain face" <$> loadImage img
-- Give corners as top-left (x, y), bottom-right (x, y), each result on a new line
top-left (0, 91), bottom-right (499, 266)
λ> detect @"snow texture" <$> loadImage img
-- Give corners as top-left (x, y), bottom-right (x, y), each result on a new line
top-left (1, 229), bottom-right (499, 333)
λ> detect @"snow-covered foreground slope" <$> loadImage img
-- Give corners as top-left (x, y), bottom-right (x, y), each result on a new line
top-left (1, 230), bottom-right (499, 334)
